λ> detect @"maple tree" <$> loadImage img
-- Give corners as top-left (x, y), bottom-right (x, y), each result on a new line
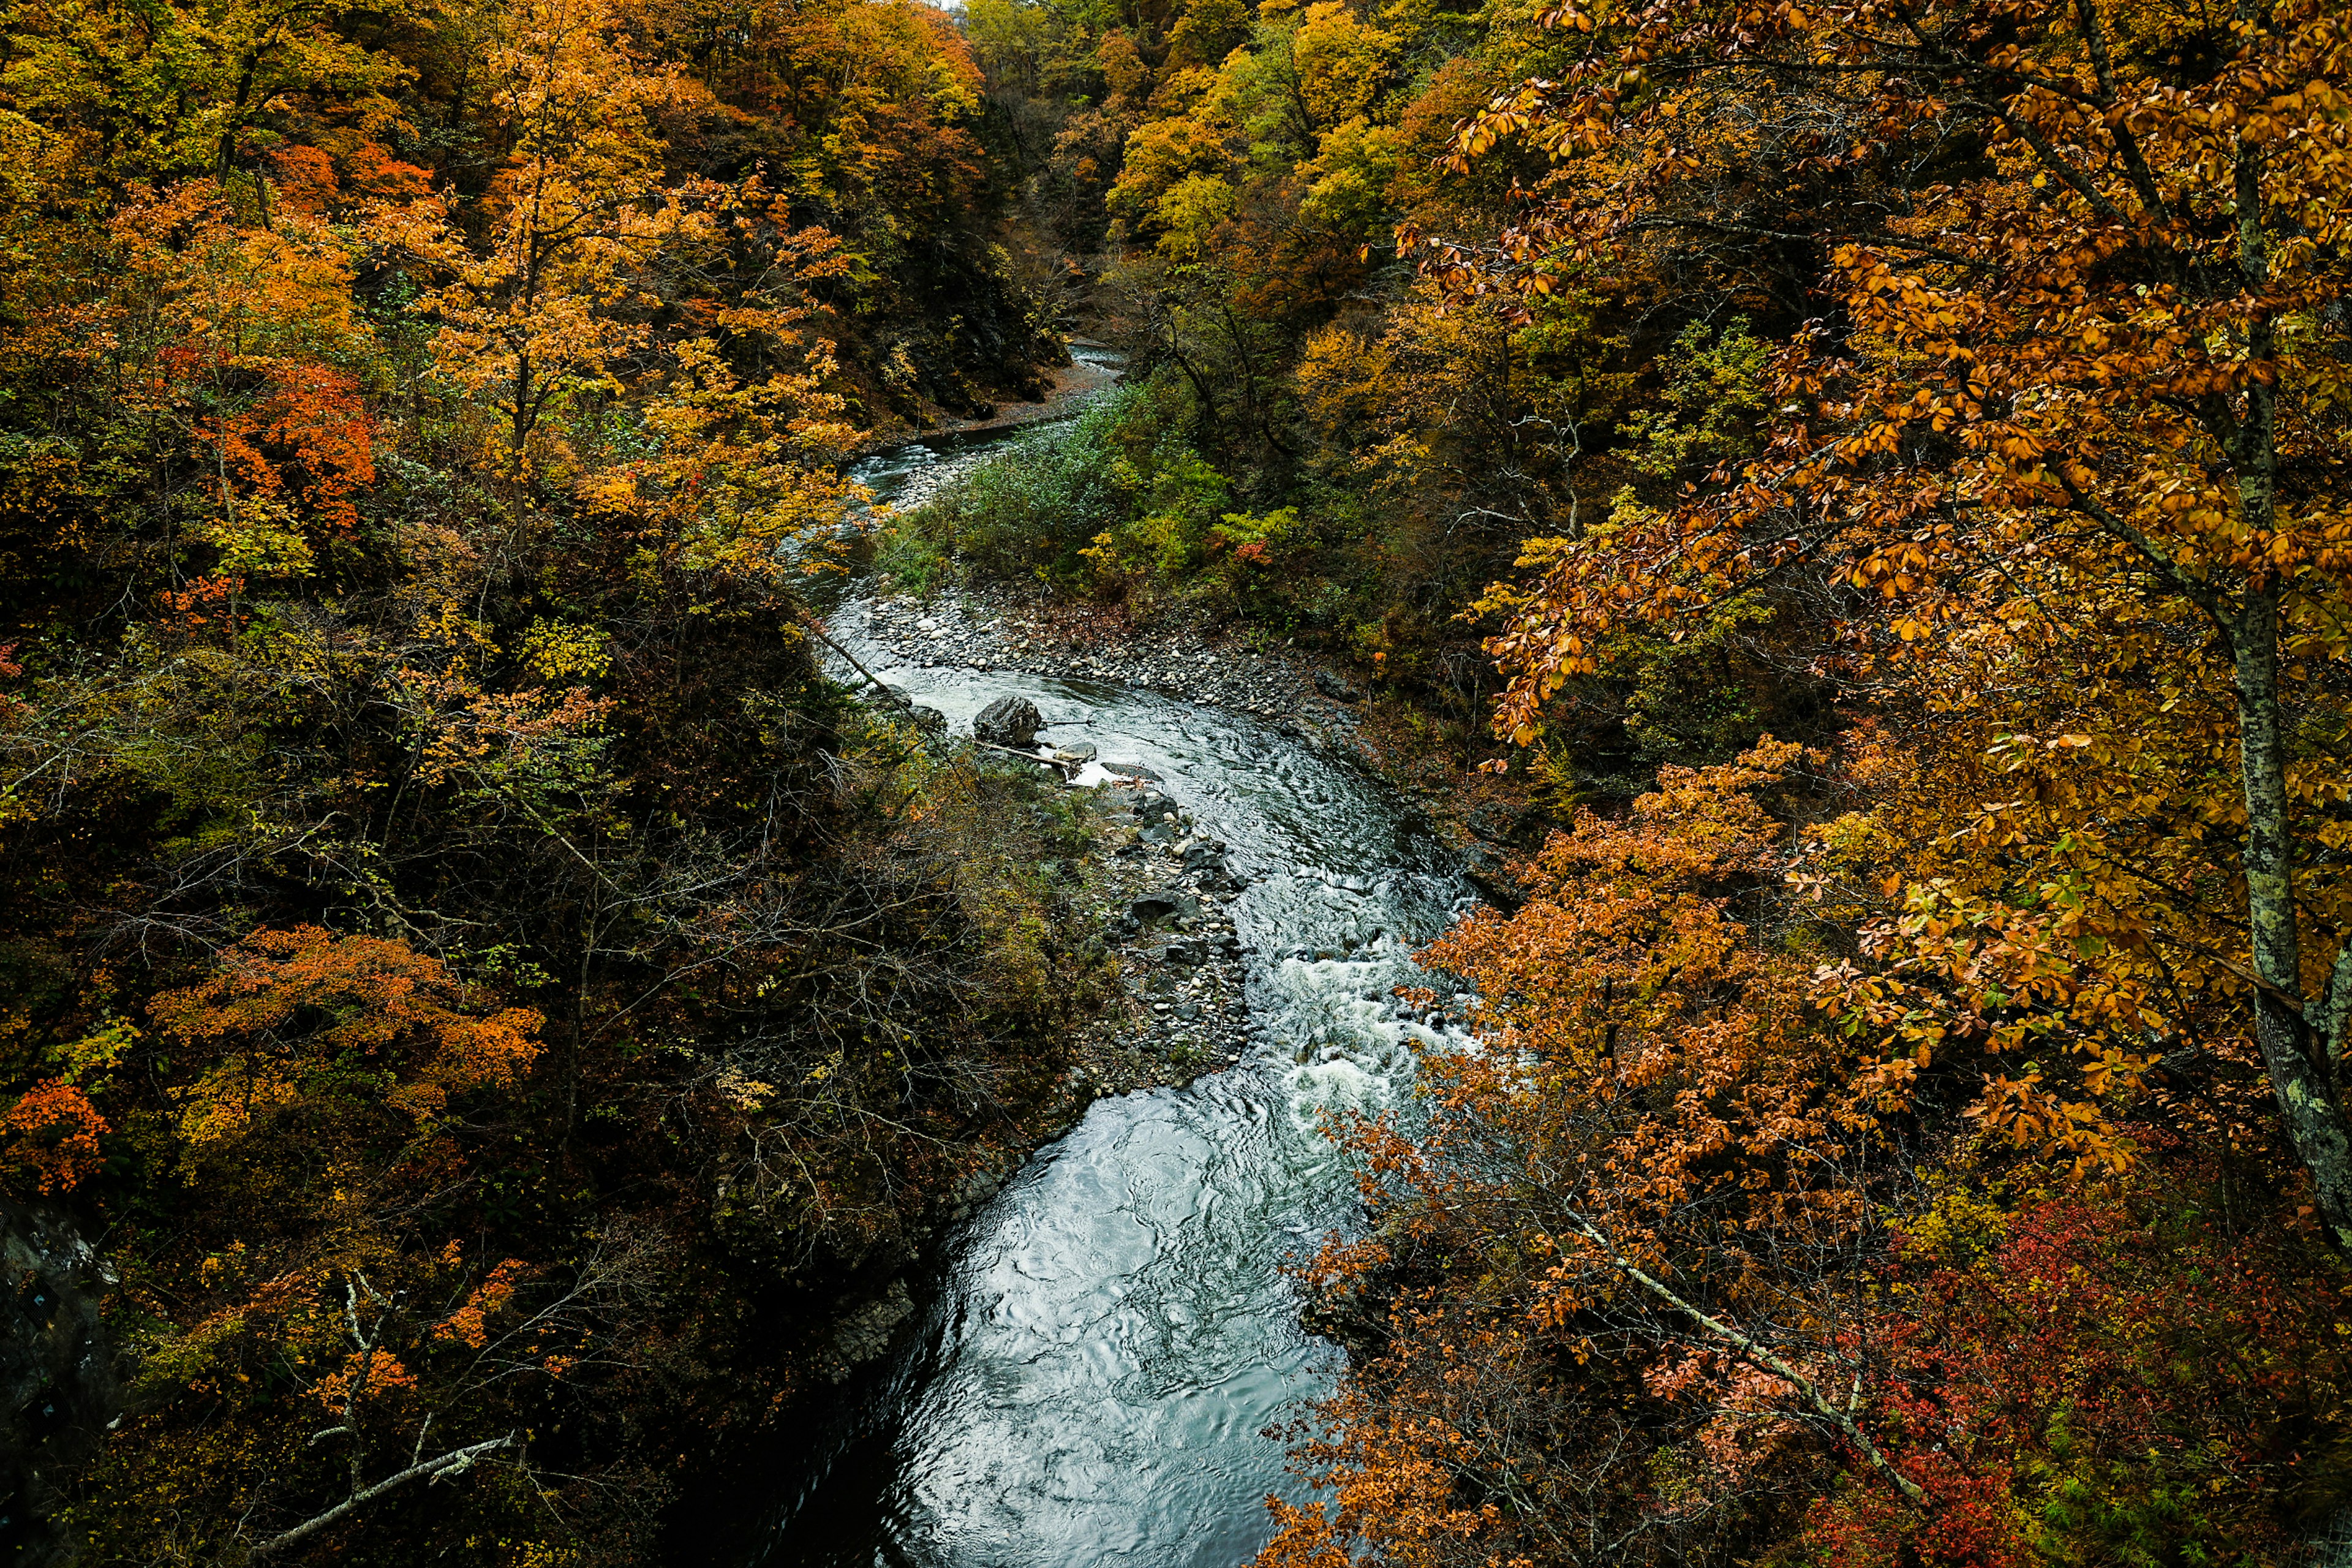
top-left (148, 925), bottom-right (541, 1157)
top-left (1, 1079), bottom-right (106, 1195)
top-left (1262, 736), bottom-right (2352, 1566)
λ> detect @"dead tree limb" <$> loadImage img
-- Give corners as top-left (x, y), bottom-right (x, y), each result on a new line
top-left (1561, 1214), bottom-right (1928, 1505)
top-left (796, 611), bottom-right (914, 712)
top-left (247, 1435), bottom-right (517, 1559)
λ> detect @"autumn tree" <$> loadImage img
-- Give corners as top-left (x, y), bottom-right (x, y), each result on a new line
top-left (1263, 733), bottom-right (2352, 1565)
top-left (0, 0), bottom-right (415, 198)
top-left (374, 0), bottom-right (723, 485)
top-left (1456, 0), bottom-right (2352, 1245)
top-left (60, 929), bottom-right (578, 1558)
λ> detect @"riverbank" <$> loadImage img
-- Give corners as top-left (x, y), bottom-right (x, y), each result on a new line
top-left (850, 585), bottom-right (1550, 903)
top-left (851, 342), bottom-right (1125, 456)
top-left (854, 587), bottom-right (1352, 734)
top-left (786, 687), bottom-right (1257, 1392)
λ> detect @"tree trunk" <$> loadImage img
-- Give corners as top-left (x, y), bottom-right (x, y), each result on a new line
top-left (2232, 590), bottom-right (2352, 1252)
top-left (2217, 119), bottom-right (2352, 1246)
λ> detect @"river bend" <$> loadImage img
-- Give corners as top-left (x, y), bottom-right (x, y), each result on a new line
top-left (755, 421), bottom-right (1474, 1568)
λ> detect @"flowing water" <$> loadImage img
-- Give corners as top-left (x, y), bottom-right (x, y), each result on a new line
top-left (750, 401), bottom-right (1474, 1568)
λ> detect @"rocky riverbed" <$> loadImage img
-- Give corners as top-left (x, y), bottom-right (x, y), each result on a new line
top-left (805, 769), bottom-right (1259, 1385)
top-left (1072, 775), bottom-right (1254, 1092)
top-left (859, 685), bottom-right (1265, 1100)
top-left (845, 584), bottom-right (1545, 913)
top-left (851, 586), bottom-right (1371, 737)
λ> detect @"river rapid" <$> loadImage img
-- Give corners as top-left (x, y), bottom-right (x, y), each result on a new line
top-left (752, 417), bottom-right (1476, 1568)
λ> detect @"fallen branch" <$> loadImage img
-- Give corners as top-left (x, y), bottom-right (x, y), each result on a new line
top-left (797, 610), bottom-right (915, 712)
top-left (795, 611), bottom-right (1081, 777)
top-left (1561, 1215), bottom-right (1927, 1505)
top-left (249, 1435), bottom-right (517, 1559)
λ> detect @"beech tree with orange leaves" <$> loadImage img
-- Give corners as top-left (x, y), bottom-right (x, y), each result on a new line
top-left (147, 925), bottom-right (541, 1158)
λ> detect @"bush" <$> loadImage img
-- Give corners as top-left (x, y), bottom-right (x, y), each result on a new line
top-left (903, 377), bottom-right (1255, 601)
top-left (908, 389), bottom-right (1147, 582)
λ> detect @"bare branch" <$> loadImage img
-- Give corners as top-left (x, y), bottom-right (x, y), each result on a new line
top-left (1559, 1213), bottom-right (1928, 1506)
top-left (247, 1436), bottom-right (516, 1560)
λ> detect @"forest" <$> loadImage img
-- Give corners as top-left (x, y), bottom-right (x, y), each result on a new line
top-left (1, 0), bottom-right (2349, 1558)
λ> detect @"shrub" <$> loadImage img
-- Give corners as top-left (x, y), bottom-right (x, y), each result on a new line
top-left (908, 390), bottom-right (1145, 581)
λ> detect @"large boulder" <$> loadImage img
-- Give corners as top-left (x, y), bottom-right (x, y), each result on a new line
top-left (973, 695), bottom-right (1043, 747)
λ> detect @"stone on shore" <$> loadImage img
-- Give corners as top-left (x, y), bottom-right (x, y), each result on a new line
top-left (1313, 669), bottom-right (1365, 704)
top-left (973, 695), bottom-right (1043, 747)
top-left (1129, 892), bottom-right (1200, 924)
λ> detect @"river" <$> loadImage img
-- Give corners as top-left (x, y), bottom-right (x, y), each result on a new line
top-left (750, 410), bottom-right (1475, 1568)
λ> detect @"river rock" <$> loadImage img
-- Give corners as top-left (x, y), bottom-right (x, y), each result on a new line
top-left (1313, 669), bottom-right (1365, 703)
top-left (1104, 786), bottom-right (1176, 825)
top-left (1101, 761), bottom-right (1164, 783)
top-left (1457, 842), bottom-right (1526, 911)
top-left (1053, 741), bottom-right (1098, 764)
top-left (1180, 840), bottom-right (1229, 873)
top-left (973, 695), bottom-right (1043, 747)
top-left (1466, 804), bottom-right (1520, 843)
top-left (1184, 850), bottom-right (1239, 890)
top-left (1129, 892), bottom-right (1200, 924)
